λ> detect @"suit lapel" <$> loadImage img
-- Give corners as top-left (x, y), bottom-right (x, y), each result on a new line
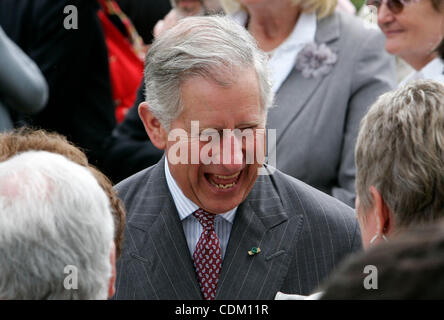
top-left (267, 13), bottom-right (341, 153)
top-left (216, 172), bottom-right (302, 299)
top-left (127, 157), bottom-right (202, 299)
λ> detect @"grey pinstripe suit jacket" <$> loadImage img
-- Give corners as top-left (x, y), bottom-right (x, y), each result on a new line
top-left (113, 157), bottom-right (362, 299)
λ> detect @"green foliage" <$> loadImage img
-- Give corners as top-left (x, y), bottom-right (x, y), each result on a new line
top-left (351, 0), bottom-right (366, 11)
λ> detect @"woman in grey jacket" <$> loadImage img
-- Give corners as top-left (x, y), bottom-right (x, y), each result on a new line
top-left (0, 26), bottom-right (48, 131)
top-left (221, 0), bottom-right (396, 207)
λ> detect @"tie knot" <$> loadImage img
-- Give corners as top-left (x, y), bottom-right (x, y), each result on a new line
top-left (193, 209), bottom-right (216, 230)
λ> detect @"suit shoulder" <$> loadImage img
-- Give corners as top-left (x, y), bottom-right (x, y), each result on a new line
top-left (335, 11), bottom-right (383, 41)
top-left (114, 163), bottom-right (159, 203)
top-left (269, 168), bottom-right (356, 223)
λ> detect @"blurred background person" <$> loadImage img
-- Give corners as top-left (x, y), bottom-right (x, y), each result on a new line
top-left (221, 0), bottom-right (359, 16)
top-left (154, 0), bottom-right (212, 38)
top-left (116, 0), bottom-right (172, 44)
top-left (0, 0), bottom-right (117, 169)
top-left (320, 220), bottom-right (444, 299)
top-left (0, 151), bottom-right (116, 299)
top-left (367, 0), bottom-right (444, 83)
top-left (219, 0), bottom-right (396, 207)
top-left (337, 0), bottom-right (357, 14)
top-left (0, 26), bottom-right (48, 132)
top-left (204, 0), bottom-right (225, 13)
top-left (0, 128), bottom-right (126, 259)
top-left (355, 80), bottom-right (444, 248)
top-left (97, 0), bottom-right (146, 123)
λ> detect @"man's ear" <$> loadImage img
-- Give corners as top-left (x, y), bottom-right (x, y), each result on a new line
top-left (108, 243), bottom-right (116, 299)
top-left (138, 102), bottom-right (168, 150)
top-left (369, 186), bottom-right (393, 237)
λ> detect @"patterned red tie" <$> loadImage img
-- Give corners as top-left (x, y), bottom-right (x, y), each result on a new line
top-left (193, 209), bottom-right (222, 300)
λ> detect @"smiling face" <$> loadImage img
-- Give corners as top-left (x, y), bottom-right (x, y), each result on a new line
top-left (377, 0), bottom-right (444, 68)
top-left (165, 68), bottom-right (266, 214)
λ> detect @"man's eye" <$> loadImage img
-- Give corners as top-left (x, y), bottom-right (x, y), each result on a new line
top-left (238, 126), bottom-right (256, 132)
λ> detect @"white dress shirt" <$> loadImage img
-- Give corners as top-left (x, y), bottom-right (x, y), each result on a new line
top-left (164, 159), bottom-right (237, 259)
top-left (401, 57), bottom-right (444, 85)
top-left (230, 10), bottom-right (317, 93)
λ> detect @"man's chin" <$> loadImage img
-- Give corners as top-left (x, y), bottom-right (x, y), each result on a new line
top-left (201, 200), bottom-right (240, 215)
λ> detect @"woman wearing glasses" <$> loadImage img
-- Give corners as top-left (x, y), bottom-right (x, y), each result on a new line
top-left (368, 0), bottom-right (444, 82)
top-left (220, 0), bottom-right (396, 208)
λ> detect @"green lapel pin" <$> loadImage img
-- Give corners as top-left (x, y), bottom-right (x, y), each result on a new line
top-left (248, 247), bottom-right (261, 256)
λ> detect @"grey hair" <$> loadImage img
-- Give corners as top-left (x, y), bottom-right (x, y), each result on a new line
top-left (0, 151), bottom-right (114, 299)
top-left (144, 15), bottom-right (273, 131)
top-left (355, 80), bottom-right (444, 228)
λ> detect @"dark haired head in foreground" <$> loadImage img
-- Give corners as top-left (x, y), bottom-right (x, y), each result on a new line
top-left (321, 220), bottom-right (444, 299)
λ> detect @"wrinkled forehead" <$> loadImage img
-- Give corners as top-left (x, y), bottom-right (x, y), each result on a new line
top-left (178, 68), bottom-right (265, 127)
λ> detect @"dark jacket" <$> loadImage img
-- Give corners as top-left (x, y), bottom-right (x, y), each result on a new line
top-left (0, 0), bottom-right (116, 166)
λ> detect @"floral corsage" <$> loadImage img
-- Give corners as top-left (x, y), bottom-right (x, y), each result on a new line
top-left (295, 42), bottom-right (338, 79)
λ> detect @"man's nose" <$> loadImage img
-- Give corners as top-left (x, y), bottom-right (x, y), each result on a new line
top-left (219, 132), bottom-right (244, 170)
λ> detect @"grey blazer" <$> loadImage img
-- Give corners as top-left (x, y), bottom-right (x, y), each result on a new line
top-left (267, 12), bottom-right (397, 207)
top-left (113, 157), bottom-right (361, 299)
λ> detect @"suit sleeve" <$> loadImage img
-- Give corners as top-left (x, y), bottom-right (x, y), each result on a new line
top-left (332, 28), bottom-right (397, 207)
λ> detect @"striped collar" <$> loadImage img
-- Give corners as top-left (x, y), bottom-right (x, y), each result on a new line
top-left (164, 159), bottom-right (237, 223)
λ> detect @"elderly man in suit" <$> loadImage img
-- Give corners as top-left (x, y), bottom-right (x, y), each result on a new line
top-left (114, 16), bottom-right (361, 300)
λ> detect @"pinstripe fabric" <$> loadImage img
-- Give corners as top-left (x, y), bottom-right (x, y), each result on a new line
top-left (113, 157), bottom-right (362, 300)
top-left (164, 160), bottom-right (236, 259)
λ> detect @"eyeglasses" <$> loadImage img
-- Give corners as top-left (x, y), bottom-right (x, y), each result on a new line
top-left (366, 0), bottom-right (414, 14)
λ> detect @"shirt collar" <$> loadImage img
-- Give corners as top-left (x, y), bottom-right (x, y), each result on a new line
top-left (164, 159), bottom-right (237, 223)
top-left (273, 12), bottom-right (317, 54)
top-left (230, 9), bottom-right (316, 51)
top-left (403, 57), bottom-right (444, 84)
top-left (229, 9), bottom-right (317, 93)
top-left (420, 58), bottom-right (444, 81)
top-left (268, 12), bottom-right (316, 92)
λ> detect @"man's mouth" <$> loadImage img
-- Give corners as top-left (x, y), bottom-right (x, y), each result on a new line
top-left (205, 172), bottom-right (241, 189)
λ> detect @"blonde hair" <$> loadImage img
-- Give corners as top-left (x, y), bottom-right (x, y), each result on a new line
top-left (292, 0), bottom-right (337, 18)
top-left (220, 0), bottom-right (337, 18)
top-left (355, 80), bottom-right (444, 229)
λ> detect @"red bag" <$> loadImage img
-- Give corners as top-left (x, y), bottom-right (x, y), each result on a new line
top-left (98, 0), bottom-right (144, 123)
